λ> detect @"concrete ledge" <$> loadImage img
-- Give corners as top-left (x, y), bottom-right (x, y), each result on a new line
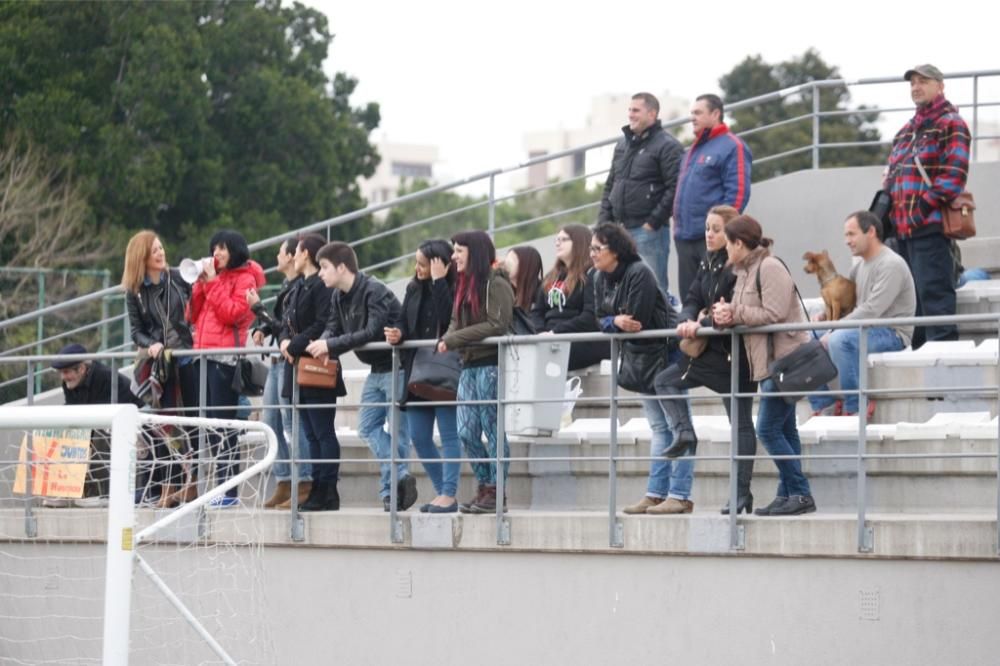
top-left (3, 508), bottom-right (996, 561)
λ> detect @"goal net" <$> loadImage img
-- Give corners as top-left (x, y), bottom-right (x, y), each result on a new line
top-left (0, 405), bottom-right (277, 665)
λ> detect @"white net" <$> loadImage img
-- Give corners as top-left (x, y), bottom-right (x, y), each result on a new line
top-left (0, 408), bottom-right (277, 665)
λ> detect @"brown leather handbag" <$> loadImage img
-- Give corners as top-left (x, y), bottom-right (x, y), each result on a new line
top-left (941, 191), bottom-right (976, 240)
top-left (296, 356), bottom-right (339, 389)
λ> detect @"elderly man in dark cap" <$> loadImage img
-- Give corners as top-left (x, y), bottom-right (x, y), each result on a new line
top-left (47, 343), bottom-right (144, 507)
top-left (883, 64), bottom-right (971, 348)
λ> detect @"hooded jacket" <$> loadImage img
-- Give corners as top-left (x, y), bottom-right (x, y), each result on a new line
top-left (672, 123), bottom-right (752, 241)
top-left (188, 260), bottom-right (266, 351)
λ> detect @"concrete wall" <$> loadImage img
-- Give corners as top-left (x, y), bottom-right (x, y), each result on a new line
top-left (2, 542), bottom-right (999, 665)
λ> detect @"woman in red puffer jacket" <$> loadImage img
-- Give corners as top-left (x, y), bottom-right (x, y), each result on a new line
top-left (187, 229), bottom-right (265, 507)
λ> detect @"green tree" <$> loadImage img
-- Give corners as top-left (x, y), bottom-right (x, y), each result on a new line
top-left (718, 49), bottom-right (884, 180)
top-left (0, 0), bottom-right (379, 263)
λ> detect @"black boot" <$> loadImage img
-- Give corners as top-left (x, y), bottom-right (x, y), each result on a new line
top-left (720, 492), bottom-right (754, 515)
top-left (323, 483), bottom-right (340, 511)
top-left (300, 481), bottom-right (332, 512)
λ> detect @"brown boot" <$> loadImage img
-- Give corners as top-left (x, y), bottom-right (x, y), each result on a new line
top-left (459, 484), bottom-right (486, 514)
top-left (623, 496), bottom-right (665, 514)
top-left (276, 481), bottom-right (312, 510)
top-left (156, 485), bottom-right (178, 509)
top-left (264, 481), bottom-right (291, 509)
top-left (647, 498), bottom-right (694, 515)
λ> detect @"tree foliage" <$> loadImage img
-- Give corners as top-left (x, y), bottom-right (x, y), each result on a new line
top-left (0, 0), bottom-right (380, 262)
top-left (718, 49), bottom-right (884, 180)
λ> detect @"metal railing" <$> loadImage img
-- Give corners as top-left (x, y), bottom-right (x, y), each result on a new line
top-left (2, 68), bottom-right (999, 403)
top-left (1, 311), bottom-right (998, 556)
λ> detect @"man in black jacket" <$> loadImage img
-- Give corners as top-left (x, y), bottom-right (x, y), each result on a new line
top-left (306, 242), bottom-right (418, 511)
top-left (598, 92), bottom-right (683, 294)
top-left (50, 343), bottom-right (144, 507)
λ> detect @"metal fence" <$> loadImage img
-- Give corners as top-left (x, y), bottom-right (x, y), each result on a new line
top-left (1, 311), bottom-right (997, 555)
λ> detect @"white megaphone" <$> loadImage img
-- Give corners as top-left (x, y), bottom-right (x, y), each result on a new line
top-left (179, 258), bottom-right (207, 284)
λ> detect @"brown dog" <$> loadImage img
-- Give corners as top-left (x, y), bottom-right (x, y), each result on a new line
top-left (803, 250), bottom-right (856, 321)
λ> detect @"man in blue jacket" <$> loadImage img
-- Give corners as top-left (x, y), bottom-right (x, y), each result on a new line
top-left (598, 92), bottom-right (683, 294)
top-left (673, 94), bottom-right (752, 298)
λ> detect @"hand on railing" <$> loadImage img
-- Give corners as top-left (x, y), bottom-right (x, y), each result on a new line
top-left (676, 320), bottom-right (699, 338)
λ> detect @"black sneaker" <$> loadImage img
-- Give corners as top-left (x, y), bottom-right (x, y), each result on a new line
top-left (754, 496), bottom-right (789, 516)
top-left (768, 495), bottom-right (816, 516)
top-left (397, 475), bottom-right (418, 511)
top-left (382, 496), bottom-right (391, 512)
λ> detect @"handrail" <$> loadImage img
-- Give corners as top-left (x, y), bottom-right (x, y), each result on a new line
top-left (2, 67), bottom-right (998, 387)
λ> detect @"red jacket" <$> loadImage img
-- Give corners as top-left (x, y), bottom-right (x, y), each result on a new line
top-left (188, 260), bottom-right (266, 349)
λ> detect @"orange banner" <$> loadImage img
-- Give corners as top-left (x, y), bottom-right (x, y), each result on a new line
top-left (13, 430), bottom-right (91, 498)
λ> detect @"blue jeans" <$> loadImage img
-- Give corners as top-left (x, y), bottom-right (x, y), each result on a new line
top-left (629, 224), bottom-right (670, 294)
top-left (263, 360), bottom-right (313, 481)
top-left (897, 232), bottom-right (957, 347)
top-left (640, 398), bottom-right (694, 500)
top-left (758, 378), bottom-right (811, 498)
top-left (205, 361), bottom-right (241, 498)
top-left (457, 366), bottom-right (509, 486)
top-left (407, 404), bottom-right (461, 497)
top-left (358, 370), bottom-right (410, 499)
top-left (808, 327), bottom-right (904, 414)
top-left (299, 394), bottom-right (340, 484)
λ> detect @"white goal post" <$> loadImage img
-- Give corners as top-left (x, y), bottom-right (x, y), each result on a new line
top-left (0, 404), bottom-right (277, 666)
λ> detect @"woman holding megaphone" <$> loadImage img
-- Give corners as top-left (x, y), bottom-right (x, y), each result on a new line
top-left (122, 231), bottom-right (199, 507)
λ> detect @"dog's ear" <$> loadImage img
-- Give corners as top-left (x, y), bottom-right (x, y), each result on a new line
top-left (820, 250), bottom-right (831, 260)
top-left (802, 251), bottom-right (815, 261)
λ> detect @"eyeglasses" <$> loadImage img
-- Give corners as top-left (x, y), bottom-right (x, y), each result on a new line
top-left (555, 235), bottom-right (571, 244)
top-left (589, 244), bottom-right (608, 254)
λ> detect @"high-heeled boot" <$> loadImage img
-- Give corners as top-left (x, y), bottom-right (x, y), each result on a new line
top-left (660, 393), bottom-right (698, 459)
top-left (720, 459), bottom-right (755, 515)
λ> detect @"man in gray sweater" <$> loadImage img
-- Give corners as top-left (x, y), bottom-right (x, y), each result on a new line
top-left (809, 210), bottom-right (917, 417)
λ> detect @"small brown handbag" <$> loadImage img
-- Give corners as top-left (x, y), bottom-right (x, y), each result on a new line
top-left (914, 155), bottom-right (976, 239)
top-left (296, 356), bottom-right (339, 389)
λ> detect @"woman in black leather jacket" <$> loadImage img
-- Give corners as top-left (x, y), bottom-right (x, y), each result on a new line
top-left (655, 205), bottom-right (759, 515)
top-left (122, 230), bottom-right (198, 506)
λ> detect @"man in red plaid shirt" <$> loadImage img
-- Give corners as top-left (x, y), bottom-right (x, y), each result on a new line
top-left (884, 64), bottom-right (971, 348)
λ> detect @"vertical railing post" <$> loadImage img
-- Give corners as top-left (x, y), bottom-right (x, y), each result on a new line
top-left (487, 174), bottom-right (496, 239)
top-left (109, 355), bottom-right (118, 403)
top-left (100, 270), bottom-right (110, 351)
top-left (812, 83), bottom-right (821, 170)
top-left (972, 75), bottom-right (980, 162)
top-left (24, 361), bottom-right (37, 539)
top-left (496, 339), bottom-right (511, 545)
top-left (290, 363), bottom-right (305, 542)
top-left (389, 346), bottom-right (403, 543)
top-left (728, 330), bottom-right (744, 550)
top-left (856, 324), bottom-right (873, 553)
top-left (995, 314), bottom-right (999, 556)
top-left (35, 272), bottom-right (44, 396)
top-left (197, 355), bottom-right (208, 498)
top-left (608, 336), bottom-right (623, 548)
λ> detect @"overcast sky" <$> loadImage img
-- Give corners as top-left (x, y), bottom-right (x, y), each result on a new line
top-left (309, 0), bottom-right (998, 187)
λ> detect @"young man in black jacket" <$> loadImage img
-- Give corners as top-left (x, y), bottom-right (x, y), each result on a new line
top-left (598, 92), bottom-right (684, 294)
top-left (306, 242), bottom-right (417, 511)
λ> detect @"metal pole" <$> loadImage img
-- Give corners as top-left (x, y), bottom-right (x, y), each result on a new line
top-left (197, 356), bottom-right (208, 497)
top-left (487, 174), bottom-right (496, 239)
top-left (109, 356), bottom-right (118, 403)
top-left (100, 270), bottom-right (110, 351)
top-left (856, 325), bottom-right (873, 552)
top-left (972, 75), bottom-right (979, 162)
top-left (290, 362), bottom-right (304, 542)
top-left (35, 272), bottom-right (44, 395)
top-left (496, 340), bottom-right (510, 545)
top-left (812, 83), bottom-right (821, 170)
top-left (389, 346), bottom-right (403, 543)
top-left (24, 362), bottom-right (37, 539)
top-left (608, 337), bottom-right (623, 548)
top-left (995, 314), bottom-right (999, 556)
top-left (728, 330), bottom-right (743, 550)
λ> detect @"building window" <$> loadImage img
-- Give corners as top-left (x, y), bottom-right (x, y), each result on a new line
top-left (391, 161), bottom-right (432, 179)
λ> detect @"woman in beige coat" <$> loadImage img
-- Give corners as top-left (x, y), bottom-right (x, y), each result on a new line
top-left (712, 215), bottom-right (817, 516)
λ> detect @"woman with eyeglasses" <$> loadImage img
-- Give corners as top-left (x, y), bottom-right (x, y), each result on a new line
top-left (531, 224), bottom-right (608, 370)
top-left (592, 223), bottom-right (693, 515)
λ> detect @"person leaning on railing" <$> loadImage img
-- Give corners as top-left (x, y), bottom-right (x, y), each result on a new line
top-left (279, 234), bottom-right (342, 512)
top-left (591, 222), bottom-right (694, 515)
top-left (247, 238), bottom-right (312, 510)
top-left (438, 230), bottom-right (514, 514)
top-left (656, 205), bottom-right (759, 515)
top-left (187, 229), bottom-right (266, 508)
top-left (122, 230), bottom-right (200, 508)
top-left (385, 239), bottom-right (460, 513)
top-left (531, 224), bottom-right (609, 371)
top-left (711, 215), bottom-right (816, 517)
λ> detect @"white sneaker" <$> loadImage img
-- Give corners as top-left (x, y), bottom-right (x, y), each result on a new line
top-left (42, 497), bottom-right (71, 508)
top-left (206, 495), bottom-right (240, 509)
top-left (73, 496), bottom-right (109, 508)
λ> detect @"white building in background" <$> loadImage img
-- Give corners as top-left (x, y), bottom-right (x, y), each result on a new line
top-left (515, 91), bottom-right (690, 191)
top-left (359, 140), bottom-right (439, 208)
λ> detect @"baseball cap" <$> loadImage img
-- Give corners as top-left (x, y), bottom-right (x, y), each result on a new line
top-left (904, 64), bottom-right (944, 82)
top-left (51, 343), bottom-right (88, 369)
